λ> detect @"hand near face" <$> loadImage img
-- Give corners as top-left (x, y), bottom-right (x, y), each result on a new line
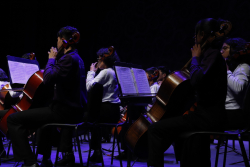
top-left (90, 62), bottom-right (98, 72)
top-left (48, 47), bottom-right (58, 59)
top-left (191, 44), bottom-right (201, 58)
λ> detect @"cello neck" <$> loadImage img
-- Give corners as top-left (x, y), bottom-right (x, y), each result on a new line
top-left (181, 58), bottom-right (192, 72)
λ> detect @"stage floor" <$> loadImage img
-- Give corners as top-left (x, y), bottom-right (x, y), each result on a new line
top-left (1, 138), bottom-right (249, 166)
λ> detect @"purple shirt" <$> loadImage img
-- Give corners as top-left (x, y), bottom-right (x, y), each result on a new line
top-left (43, 49), bottom-right (87, 109)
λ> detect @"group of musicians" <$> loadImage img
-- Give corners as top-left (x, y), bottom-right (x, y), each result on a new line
top-left (0, 17), bottom-right (249, 167)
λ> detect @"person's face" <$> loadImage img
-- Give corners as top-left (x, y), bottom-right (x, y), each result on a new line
top-left (195, 31), bottom-right (204, 44)
top-left (98, 56), bottom-right (106, 69)
top-left (157, 70), bottom-right (165, 81)
top-left (221, 43), bottom-right (230, 59)
top-left (57, 37), bottom-right (63, 50)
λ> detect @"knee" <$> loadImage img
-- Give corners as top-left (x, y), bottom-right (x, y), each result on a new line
top-left (7, 112), bottom-right (17, 126)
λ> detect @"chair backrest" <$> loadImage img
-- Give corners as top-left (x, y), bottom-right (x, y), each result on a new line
top-left (87, 82), bottom-right (103, 122)
top-left (242, 83), bottom-right (250, 131)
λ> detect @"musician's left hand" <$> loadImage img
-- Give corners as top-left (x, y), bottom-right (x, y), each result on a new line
top-left (191, 44), bottom-right (201, 58)
top-left (48, 47), bottom-right (58, 59)
top-left (90, 62), bottom-right (98, 72)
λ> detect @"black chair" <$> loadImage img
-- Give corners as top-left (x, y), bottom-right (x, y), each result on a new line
top-left (177, 83), bottom-right (250, 167)
top-left (39, 122), bottom-right (86, 167)
top-left (86, 82), bottom-right (124, 167)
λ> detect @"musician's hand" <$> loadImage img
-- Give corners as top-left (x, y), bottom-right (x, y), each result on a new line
top-left (90, 62), bottom-right (98, 72)
top-left (48, 47), bottom-right (58, 59)
top-left (191, 44), bottom-right (201, 57)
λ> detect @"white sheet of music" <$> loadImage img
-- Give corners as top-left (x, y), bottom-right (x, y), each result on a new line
top-left (115, 66), bottom-right (137, 95)
top-left (131, 68), bottom-right (151, 94)
top-left (8, 61), bottom-right (39, 84)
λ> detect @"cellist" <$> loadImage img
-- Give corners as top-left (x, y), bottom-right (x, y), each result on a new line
top-left (6, 26), bottom-right (87, 167)
top-left (147, 18), bottom-right (231, 167)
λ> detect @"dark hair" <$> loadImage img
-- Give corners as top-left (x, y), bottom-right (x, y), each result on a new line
top-left (146, 67), bottom-right (159, 82)
top-left (225, 37), bottom-right (249, 71)
top-left (224, 38), bottom-right (247, 56)
top-left (96, 48), bottom-right (109, 56)
top-left (98, 48), bottom-right (120, 68)
top-left (195, 18), bottom-right (220, 37)
top-left (57, 26), bottom-right (79, 49)
top-left (195, 18), bottom-right (230, 49)
top-left (157, 66), bottom-right (171, 75)
top-left (0, 68), bottom-right (8, 81)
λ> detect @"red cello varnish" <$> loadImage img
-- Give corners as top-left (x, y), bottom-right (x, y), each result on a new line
top-left (0, 70), bottom-right (53, 135)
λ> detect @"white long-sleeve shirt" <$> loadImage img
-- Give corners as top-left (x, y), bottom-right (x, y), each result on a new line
top-left (147, 82), bottom-right (160, 111)
top-left (226, 63), bottom-right (250, 110)
top-left (86, 68), bottom-right (120, 103)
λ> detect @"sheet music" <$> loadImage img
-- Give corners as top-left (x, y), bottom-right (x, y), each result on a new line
top-left (115, 66), bottom-right (137, 95)
top-left (8, 61), bottom-right (39, 84)
top-left (131, 68), bottom-right (151, 94)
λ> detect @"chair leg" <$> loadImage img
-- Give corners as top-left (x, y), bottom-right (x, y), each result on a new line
top-left (111, 126), bottom-right (116, 165)
top-left (7, 141), bottom-right (11, 158)
top-left (238, 136), bottom-right (250, 167)
top-left (74, 138), bottom-right (77, 152)
top-left (223, 137), bottom-right (228, 167)
top-left (75, 127), bottom-right (84, 166)
top-left (87, 139), bottom-right (92, 167)
top-left (116, 126), bottom-right (123, 167)
top-left (54, 131), bottom-right (62, 167)
top-left (215, 138), bottom-right (221, 167)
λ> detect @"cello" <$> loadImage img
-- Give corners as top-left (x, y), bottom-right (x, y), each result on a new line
top-left (125, 59), bottom-right (195, 158)
top-left (125, 20), bottom-right (233, 158)
top-left (0, 53), bottom-right (37, 110)
top-left (0, 70), bottom-right (53, 135)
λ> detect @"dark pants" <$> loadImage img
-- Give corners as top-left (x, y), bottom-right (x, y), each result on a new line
top-left (0, 110), bottom-right (9, 152)
top-left (7, 102), bottom-right (84, 162)
top-left (147, 109), bottom-right (223, 167)
top-left (225, 109), bottom-right (247, 130)
top-left (90, 102), bottom-right (120, 150)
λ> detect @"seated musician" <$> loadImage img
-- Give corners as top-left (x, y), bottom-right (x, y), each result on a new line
top-left (147, 18), bottom-right (230, 167)
top-left (157, 66), bottom-right (170, 86)
top-left (86, 47), bottom-right (121, 162)
top-left (6, 26), bottom-right (87, 167)
top-left (0, 54), bottom-right (43, 158)
top-left (220, 37), bottom-right (250, 129)
top-left (145, 67), bottom-right (160, 111)
top-left (0, 68), bottom-right (9, 158)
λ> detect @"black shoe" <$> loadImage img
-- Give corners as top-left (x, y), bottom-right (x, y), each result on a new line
top-left (89, 150), bottom-right (103, 163)
top-left (21, 163), bottom-right (40, 167)
top-left (56, 152), bottom-right (75, 166)
top-left (40, 159), bottom-right (53, 167)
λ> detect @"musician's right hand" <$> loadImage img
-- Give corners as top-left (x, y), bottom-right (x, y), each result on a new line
top-left (48, 47), bottom-right (58, 59)
top-left (90, 62), bottom-right (98, 72)
top-left (191, 44), bottom-right (201, 58)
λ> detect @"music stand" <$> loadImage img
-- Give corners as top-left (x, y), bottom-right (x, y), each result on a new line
top-left (114, 62), bottom-right (155, 167)
top-left (7, 55), bottom-right (40, 87)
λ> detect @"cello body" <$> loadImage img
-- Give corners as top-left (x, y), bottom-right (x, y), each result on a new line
top-left (0, 84), bottom-right (20, 110)
top-left (0, 70), bottom-right (53, 135)
top-left (125, 70), bottom-right (195, 158)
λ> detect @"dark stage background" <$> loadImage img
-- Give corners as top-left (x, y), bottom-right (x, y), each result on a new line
top-left (1, 0), bottom-right (250, 75)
